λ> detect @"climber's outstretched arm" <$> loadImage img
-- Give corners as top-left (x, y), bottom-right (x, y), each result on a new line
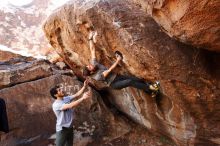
top-left (102, 55), bottom-right (122, 78)
top-left (89, 40), bottom-right (96, 60)
top-left (89, 31), bottom-right (97, 60)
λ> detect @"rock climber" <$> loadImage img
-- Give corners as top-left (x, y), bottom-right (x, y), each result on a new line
top-left (83, 28), bottom-right (160, 97)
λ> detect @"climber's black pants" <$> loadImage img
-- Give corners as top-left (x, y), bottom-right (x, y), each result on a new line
top-left (110, 75), bottom-right (151, 93)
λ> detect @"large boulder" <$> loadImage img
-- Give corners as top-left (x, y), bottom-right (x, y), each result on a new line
top-left (1, 57), bottom-right (162, 146)
top-left (43, 0), bottom-right (220, 146)
top-left (0, 73), bottom-right (132, 146)
top-left (130, 0), bottom-right (220, 52)
top-left (0, 57), bottom-right (53, 89)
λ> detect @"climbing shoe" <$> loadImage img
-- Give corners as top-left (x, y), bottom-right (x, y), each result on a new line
top-left (151, 90), bottom-right (160, 98)
top-left (149, 81), bottom-right (160, 91)
top-left (149, 81), bottom-right (160, 97)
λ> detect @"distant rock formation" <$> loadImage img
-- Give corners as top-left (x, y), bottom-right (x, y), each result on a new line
top-left (43, 0), bottom-right (220, 146)
top-left (0, 0), bottom-right (54, 57)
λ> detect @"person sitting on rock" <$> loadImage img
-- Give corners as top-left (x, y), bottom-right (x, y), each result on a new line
top-left (83, 30), bottom-right (160, 97)
top-left (50, 79), bottom-right (92, 146)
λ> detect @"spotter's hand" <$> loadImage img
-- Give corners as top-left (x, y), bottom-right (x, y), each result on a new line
top-left (83, 79), bottom-right (89, 87)
top-left (83, 89), bottom-right (92, 100)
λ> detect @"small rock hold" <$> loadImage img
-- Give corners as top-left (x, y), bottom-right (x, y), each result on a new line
top-left (141, 139), bottom-right (146, 143)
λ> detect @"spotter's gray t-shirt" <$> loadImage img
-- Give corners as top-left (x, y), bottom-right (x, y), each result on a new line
top-left (52, 96), bottom-right (74, 132)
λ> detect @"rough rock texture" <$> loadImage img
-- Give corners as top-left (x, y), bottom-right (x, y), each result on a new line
top-left (0, 57), bottom-right (175, 146)
top-left (130, 0), bottom-right (220, 52)
top-left (0, 57), bottom-right (53, 89)
top-left (43, 0), bottom-right (220, 146)
top-left (0, 50), bottom-right (21, 62)
top-left (0, 73), bottom-right (130, 146)
top-left (0, 0), bottom-right (53, 56)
